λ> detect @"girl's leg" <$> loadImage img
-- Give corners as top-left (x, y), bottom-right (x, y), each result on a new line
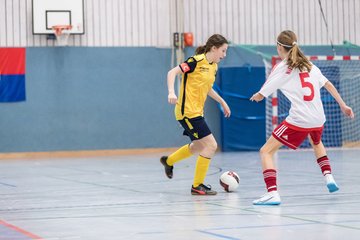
top-left (309, 138), bottom-right (339, 192)
top-left (259, 136), bottom-right (283, 192)
top-left (191, 134), bottom-right (218, 195)
top-left (309, 138), bottom-right (330, 174)
top-left (160, 144), bottom-right (193, 179)
top-left (253, 136), bottom-right (283, 205)
top-left (167, 144), bottom-right (193, 166)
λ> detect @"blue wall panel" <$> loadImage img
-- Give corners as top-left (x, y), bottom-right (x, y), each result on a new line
top-left (0, 47), bottom-right (187, 152)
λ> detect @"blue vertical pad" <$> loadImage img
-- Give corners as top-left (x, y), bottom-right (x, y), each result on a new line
top-left (217, 66), bottom-right (266, 151)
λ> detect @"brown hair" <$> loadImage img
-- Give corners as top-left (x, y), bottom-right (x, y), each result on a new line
top-left (277, 30), bottom-right (312, 72)
top-left (195, 34), bottom-right (228, 55)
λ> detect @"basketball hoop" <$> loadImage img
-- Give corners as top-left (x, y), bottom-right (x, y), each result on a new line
top-left (52, 25), bottom-right (72, 46)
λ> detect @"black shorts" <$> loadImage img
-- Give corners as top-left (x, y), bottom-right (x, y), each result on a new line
top-left (178, 116), bottom-right (212, 141)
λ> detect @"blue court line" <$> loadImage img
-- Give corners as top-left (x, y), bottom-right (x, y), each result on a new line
top-left (199, 222), bottom-right (316, 231)
top-left (196, 229), bottom-right (241, 240)
top-left (0, 181), bottom-right (17, 187)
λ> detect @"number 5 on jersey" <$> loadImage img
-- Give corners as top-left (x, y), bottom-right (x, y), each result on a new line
top-left (299, 72), bottom-right (314, 101)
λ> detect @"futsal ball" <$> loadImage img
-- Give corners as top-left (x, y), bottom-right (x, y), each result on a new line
top-left (219, 171), bottom-right (240, 192)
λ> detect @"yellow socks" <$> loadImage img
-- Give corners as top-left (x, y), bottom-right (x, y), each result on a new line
top-left (193, 155), bottom-right (211, 187)
top-left (166, 145), bottom-right (211, 187)
top-left (167, 144), bottom-right (193, 166)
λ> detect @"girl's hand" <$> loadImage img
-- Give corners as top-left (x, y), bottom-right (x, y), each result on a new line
top-left (168, 92), bottom-right (177, 104)
top-left (341, 105), bottom-right (355, 118)
top-left (222, 101), bottom-right (231, 118)
top-left (250, 92), bottom-right (264, 102)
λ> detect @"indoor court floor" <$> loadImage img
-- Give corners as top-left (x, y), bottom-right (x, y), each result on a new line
top-left (0, 148), bottom-right (359, 240)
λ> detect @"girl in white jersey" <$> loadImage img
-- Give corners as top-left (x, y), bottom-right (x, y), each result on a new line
top-left (250, 30), bottom-right (355, 205)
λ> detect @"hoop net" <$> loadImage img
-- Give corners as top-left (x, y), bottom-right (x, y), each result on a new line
top-left (265, 55), bottom-right (360, 148)
top-left (52, 25), bottom-right (72, 46)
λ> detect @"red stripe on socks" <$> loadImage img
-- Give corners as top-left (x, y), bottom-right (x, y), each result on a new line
top-left (317, 155), bottom-right (331, 175)
top-left (263, 169), bottom-right (277, 192)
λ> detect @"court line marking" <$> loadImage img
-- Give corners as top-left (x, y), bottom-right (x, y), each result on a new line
top-left (0, 219), bottom-right (44, 240)
top-left (196, 229), bottom-right (242, 240)
top-left (0, 181), bottom-right (16, 187)
top-left (208, 202), bottom-right (360, 231)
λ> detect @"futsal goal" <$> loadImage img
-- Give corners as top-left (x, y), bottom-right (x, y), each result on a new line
top-left (265, 55), bottom-right (360, 148)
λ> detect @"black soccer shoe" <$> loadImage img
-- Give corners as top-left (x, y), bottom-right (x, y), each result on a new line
top-left (160, 156), bottom-right (173, 179)
top-left (191, 184), bottom-right (217, 195)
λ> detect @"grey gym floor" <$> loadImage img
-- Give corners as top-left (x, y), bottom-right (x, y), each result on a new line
top-left (0, 149), bottom-right (359, 240)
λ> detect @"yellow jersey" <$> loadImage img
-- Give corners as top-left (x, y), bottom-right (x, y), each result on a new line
top-left (175, 54), bottom-right (217, 120)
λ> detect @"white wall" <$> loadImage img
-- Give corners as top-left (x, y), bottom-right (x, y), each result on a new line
top-left (0, 0), bottom-right (359, 47)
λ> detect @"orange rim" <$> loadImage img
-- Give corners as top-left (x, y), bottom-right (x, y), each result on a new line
top-left (52, 25), bottom-right (72, 36)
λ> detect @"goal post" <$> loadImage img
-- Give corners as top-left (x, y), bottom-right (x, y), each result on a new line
top-left (265, 55), bottom-right (360, 148)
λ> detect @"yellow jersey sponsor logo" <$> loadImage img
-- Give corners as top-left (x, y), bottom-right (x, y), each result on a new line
top-left (199, 66), bottom-right (209, 72)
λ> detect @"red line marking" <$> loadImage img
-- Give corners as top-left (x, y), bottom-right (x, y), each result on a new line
top-left (272, 116), bottom-right (278, 125)
top-left (0, 219), bottom-right (44, 240)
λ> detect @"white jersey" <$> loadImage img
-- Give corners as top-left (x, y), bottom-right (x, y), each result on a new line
top-left (260, 60), bottom-right (328, 129)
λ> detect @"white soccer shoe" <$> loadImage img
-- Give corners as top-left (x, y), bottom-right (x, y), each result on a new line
top-left (253, 191), bottom-right (281, 205)
top-left (325, 174), bottom-right (339, 193)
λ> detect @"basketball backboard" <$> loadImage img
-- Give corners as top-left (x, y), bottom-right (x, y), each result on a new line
top-left (32, 0), bottom-right (84, 35)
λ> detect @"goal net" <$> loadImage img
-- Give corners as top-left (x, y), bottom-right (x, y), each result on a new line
top-left (265, 56), bottom-right (360, 148)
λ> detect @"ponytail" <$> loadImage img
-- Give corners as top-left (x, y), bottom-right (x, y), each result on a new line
top-left (287, 45), bottom-right (312, 72)
top-left (277, 30), bottom-right (312, 72)
top-left (195, 34), bottom-right (228, 55)
top-left (195, 45), bottom-right (206, 55)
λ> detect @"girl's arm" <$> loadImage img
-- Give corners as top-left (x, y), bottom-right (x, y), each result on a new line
top-left (250, 64), bottom-right (287, 102)
top-left (167, 66), bottom-right (182, 104)
top-left (208, 88), bottom-right (231, 117)
top-left (324, 81), bottom-right (355, 118)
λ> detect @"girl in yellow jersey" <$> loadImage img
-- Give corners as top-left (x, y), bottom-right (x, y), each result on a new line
top-left (160, 34), bottom-right (231, 195)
